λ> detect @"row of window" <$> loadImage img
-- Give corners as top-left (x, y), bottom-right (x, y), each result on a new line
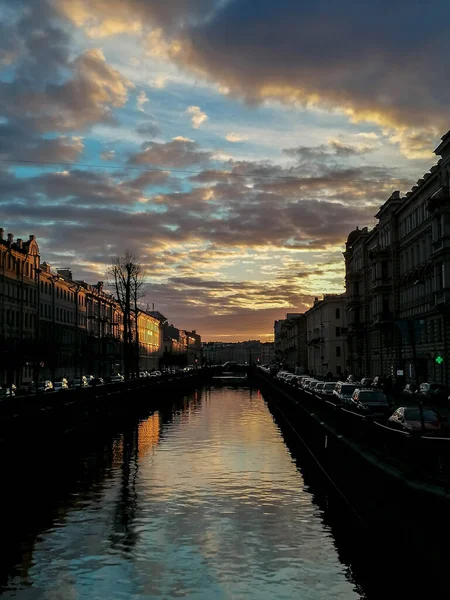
top-left (2, 283), bottom-right (37, 304)
top-left (4, 310), bottom-right (35, 329)
top-left (399, 203), bottom-right (428, 238)
top-left (400, 233), bottom-right (433, 274)
top-left (40, 280), bottom-right (80, 303)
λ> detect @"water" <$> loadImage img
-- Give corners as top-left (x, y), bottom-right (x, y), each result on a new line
top-left (0, 387), bottom-right (364, 599)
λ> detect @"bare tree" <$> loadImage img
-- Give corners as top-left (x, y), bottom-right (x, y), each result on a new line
top-left (107, 252), bottom-right (146, 379)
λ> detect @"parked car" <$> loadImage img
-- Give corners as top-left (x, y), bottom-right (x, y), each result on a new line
top-left (308, 380), bottom-right (321, 391)
top-left (53, 380), bottom-right (69, 392)
top-left (371, 376), bottom-right (392, 392)
top-left (32, 380), bottom-right (54, 393)
top-left (15, 384), bottom-right (33, 396)
top-left (72, 376), bottom-right (88, 388)
top-left (314, 382), bottom-right (325, 396)
top-left (402, 383), bottom-right (418, 397)
top-left (89, 377), bottom-right (104, 387)
top-left (321, 381), bottom-right (337, 398)
top-left (0, 386), bottom-right (15, 398)
top-left (388, 407), bottom-right (446, 434)
top-left (360, 377), bottom-right (373, 388)
top-left (418, 383), bottom-right (449, 404)
top-left (150, 371), bottom-right (162, 378)
top-left (333, 382), bottom-right (357, 405)
top-left (110, 375), bottom-right (125, 383)
top-left (348, 389), bottom-right (391, 418)
top-left (276, 371), bottom-right (290, 380)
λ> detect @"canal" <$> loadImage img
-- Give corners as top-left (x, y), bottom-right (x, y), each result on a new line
top-left (0, 384), bottom-right (445, 599)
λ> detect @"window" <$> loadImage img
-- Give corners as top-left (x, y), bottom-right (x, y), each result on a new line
top-left (335, 308), bottom-right (341, 319)
top-left (381, 260), bottom-right (388, 281)
top-left (336, 346), bottom-right (341, 357)
top-left (336, 326), bottom-right (341, 336)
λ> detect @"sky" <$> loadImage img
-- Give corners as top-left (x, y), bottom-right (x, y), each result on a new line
top-left (1, 0), bottom-right (449, 342)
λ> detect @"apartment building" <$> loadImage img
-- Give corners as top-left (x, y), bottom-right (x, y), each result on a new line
top-left (344, 129), bottom-right (450, 386)
top-left (274, 313), bottom-right (307, 371)
top-left (305, 295), bottom-right (347, 378)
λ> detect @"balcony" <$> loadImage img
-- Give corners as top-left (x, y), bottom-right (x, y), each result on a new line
top-left (369, 277), bottom-right (392, 292)
top-left (368, 244), bottom-right (390, 259)
top-left (373, 311), bottom-right (394, 325)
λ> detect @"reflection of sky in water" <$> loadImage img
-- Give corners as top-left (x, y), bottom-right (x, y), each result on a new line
top-left (4, 389), bottom-right (360, 599)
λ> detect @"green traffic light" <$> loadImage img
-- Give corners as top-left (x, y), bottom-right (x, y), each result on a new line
top-left (436, 355), bottom-right (444, 365)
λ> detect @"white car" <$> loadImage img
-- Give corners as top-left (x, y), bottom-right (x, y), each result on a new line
top-left (321, 382), bottom-right (337, 398)
top-left (110, 375), bottom-right (124, 383)
top-left (53, 381), bottom-right (69, 392)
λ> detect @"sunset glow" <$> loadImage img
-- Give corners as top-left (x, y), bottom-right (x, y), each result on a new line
top-left (2, 0), bottom-right (448, 341)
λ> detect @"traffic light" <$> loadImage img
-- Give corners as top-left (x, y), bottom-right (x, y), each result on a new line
top-left (436, 355), bottom-right (444, 365)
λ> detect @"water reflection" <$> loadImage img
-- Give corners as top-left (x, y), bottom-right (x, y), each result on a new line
top-left (1, 387), bottom-right (360, 599)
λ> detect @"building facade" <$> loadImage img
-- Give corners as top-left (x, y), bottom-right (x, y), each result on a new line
top-left (0, 228), bottom-right (203, 385)
top-left (137, 310), bottom-right (162, 372)
top-left (0, 230), bottom-right (40, 386)
top-left (274, 313), bottom-right (307, 371)
top-left (305, 295), bottom-right (347, 378)
top-left (202, 340), bottom-right (275, 366)
top-left (344, 129), bottom-right (450, 386)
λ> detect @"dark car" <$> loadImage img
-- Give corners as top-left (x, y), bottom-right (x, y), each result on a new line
top-left (0, 386), bottom-right (15, 399)
top-left (89, 377), bottom-right (105, 387)
top-left (418, 383), bottom-right (449, 404)
top-left (388, 407), bottom-right (446, 434)
top-left (403, 383), bottom-right (418, 397)
top-left (372, 376), bottom-right (392, 391)
top-left (31, 380), bottom-right (54, 393)
top-left (348, 389), bottom-right (391, 418)
top-left (360, 377), bottom-right (373, 388)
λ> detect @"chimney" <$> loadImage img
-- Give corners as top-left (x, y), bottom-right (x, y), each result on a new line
top-left (16, 238), bottom-right (23, 250)
top-left (29, 234), bottom-right (36, 241)
top-left (97, 281), bottom-right (104, 293)
top-left (57, 268), bottom-right (73, 280)
top-left (0, 228), bottom-right (4, 241)
top-left (7, 233), bottom-right (13, 245)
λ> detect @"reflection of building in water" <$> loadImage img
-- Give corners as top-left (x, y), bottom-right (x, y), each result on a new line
top-left (111, 436), bottom-right (124, 470)
top-left (138, 412), bottom-right (161, 458)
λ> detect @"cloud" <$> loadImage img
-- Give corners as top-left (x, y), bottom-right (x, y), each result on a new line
top-left (1, 47), bottom-right (133, 133)
top-left (136, 121), bottom-right (161, 137)
top-left (186, 105), bottom-right (208, 129)
top-left (388, 128), bottom-right (437, 160)
top-left (137, 90), bottom-right (149, 111)
top-left (100, 150), bottom-right (115, 160)
top-left (283, 140), bottom-right (374, 163)
top-left (357, 132), bottom-right (379, 140)
top-left (58, 0), bottom-right (224, 35)
top-left (128, 137), bottom-right (212, 167)
top-left (54, 0), bottom-right (450, 139)
top-left (0, 123), bottom-right (84, 163)
top-left (226, 132), bottom-right (248, 143)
